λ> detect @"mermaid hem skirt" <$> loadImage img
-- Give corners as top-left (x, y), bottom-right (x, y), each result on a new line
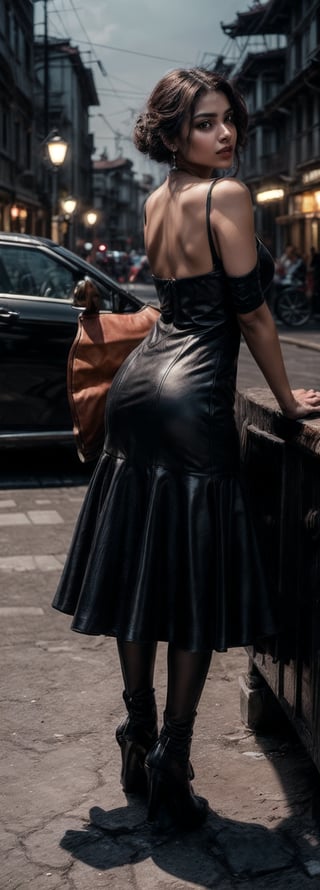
top-left (52, 450), bottom-right (278, 652)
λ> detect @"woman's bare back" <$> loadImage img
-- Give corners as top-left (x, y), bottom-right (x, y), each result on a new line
top-left (144, 177), bottom-right (217, 280)
top-left (144, 174), bottom-right (258, 281)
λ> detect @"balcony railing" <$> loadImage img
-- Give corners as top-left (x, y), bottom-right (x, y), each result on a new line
top-left (259, 151), bottom-right (289, 175)
top-left (243, 150), bottom-right (289, 180)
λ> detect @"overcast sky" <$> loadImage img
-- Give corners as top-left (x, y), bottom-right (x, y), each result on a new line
top-left (34, 0), bottom-right (260, 180)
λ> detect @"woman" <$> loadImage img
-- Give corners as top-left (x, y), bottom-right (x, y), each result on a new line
top-left (53, 68), bottom-right (320, 831)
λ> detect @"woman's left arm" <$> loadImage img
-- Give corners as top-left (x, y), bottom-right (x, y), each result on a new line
top-left (210, 179), bottom-right (320, 419)
top-left (237, 302), bottom-right (320, 419)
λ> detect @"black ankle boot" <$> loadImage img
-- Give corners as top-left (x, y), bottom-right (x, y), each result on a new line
top-left (145, 711), bottom-right (209, 831)
top-left (116, 688), bottom-right (158, 794)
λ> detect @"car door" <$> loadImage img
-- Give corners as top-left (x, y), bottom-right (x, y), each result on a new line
top-left (0, 243), bottom-right (83, 440)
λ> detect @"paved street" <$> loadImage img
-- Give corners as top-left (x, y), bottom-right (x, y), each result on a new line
top-left (238, 322), bottom-right (320, 394)
top-left (1, 327), bottom-right (320, 889)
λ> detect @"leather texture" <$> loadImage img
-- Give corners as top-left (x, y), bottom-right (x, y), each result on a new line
top-left (53, 229), bottom-right (279, 652)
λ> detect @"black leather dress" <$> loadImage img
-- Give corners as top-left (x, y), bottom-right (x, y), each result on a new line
top-left (52, 182), bottom-right (278, 652)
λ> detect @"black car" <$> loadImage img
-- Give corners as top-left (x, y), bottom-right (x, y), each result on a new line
top-left (0, 232), bottom-right (146, 450)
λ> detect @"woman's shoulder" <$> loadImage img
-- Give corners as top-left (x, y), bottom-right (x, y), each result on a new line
top-left (145, 176), bottom-right (252, 217)
top-left (211, 177), bottom-right (251, 206)
top-left (210, 178), bottom-right (254, 230)
top-left (185, 177), bottom-right (252, 216)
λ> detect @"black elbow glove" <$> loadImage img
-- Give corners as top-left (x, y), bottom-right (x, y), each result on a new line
top-left (226, 263), bottom-right (265, 314)
top-left (226, 238), bottom-right (274, 314)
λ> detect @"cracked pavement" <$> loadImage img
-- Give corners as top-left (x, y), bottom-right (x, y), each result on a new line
top-left (2, 553), bottom-right (320, 889)
top-left (2, 332), bottom-right (320, 888)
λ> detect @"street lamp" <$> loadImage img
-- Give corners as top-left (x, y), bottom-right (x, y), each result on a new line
top-left (47, 132), bottom-right (68, 167)
top-left (19, 207), bottom-right (28, 234)
top-left (86, 210), bottom-right (97, 227)
top-left (85, 210), bottom-right (98, 261)
top-left (62, 196), bottom-right (77, 250)
top-left (10, 205), bottom-right (28, 233)
top-left (63, 196), bottom-right (77, 216)
top-left (46, 130), bottom-right (68, 242)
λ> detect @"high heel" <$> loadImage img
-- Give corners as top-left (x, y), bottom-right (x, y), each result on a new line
top-left (145, 712), bottom-right (209, 831)
top-left (116, 688), bottom-right (158, 794)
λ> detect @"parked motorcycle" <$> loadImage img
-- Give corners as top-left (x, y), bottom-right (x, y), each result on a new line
top-left (273, 277), bottom-right (311, 327)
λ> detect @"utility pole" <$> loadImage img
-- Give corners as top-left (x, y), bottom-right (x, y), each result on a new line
top-left (34, 0), bottom-right (51, 237)
top-left (34, 0), bottom-right (49, 134)
top-left (44, 0), bottom-right (49, 136)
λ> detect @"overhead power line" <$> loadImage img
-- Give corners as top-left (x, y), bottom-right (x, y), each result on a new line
top-left (34, 5), bottom-right (192, 64)
top-left (67, 39), bottom-right (193, 65)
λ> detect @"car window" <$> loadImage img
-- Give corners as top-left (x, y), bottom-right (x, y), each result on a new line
top-left (0, 245), bottom-right (77, 299)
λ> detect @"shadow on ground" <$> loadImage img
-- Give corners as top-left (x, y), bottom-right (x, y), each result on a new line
top-left (59, 722), bottom-right (320, 887)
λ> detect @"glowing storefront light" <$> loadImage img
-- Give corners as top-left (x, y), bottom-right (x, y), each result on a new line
top-left (256, 188), bottom-right (285, 203)
top-left (302, 169), bottom-right (320, 186)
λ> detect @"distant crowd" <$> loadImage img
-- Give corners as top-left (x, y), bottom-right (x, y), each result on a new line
top-left (76, 242), bottom-right (152, 285)
top-left (273, 244), bottom-right (320, 311)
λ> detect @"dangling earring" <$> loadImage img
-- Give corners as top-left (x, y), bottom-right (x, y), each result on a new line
top-left (171, 149), bottom-right (177, 171)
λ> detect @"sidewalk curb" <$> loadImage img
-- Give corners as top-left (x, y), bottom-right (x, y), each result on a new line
top-left (279, 334), bottom-right (320, 352)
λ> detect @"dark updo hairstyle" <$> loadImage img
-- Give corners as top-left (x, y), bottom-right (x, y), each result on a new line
top-left (133, 67), bottom-right (248, 172)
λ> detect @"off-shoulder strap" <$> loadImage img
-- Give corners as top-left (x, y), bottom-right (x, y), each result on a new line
top-left (206, 179), bottom-right (221, 266)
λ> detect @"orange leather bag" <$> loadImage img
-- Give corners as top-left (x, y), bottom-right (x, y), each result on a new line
top-left (67, 277), bottom-right (160, 462)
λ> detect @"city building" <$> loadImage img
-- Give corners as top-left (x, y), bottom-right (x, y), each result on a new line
top-left (92, 155), bottom-right (141, 251)
top-left (34, 37), bottom-right (99, 245)
top-left (218, 0), bottom-right (320, 257)
top-left (0, 0), bottom-right (39, 233)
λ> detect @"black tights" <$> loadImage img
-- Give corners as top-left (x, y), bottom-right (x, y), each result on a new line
top-left (117, 640), bottom-right (212, 722)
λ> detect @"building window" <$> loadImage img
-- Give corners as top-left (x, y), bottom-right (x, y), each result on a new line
top-left (26, 129), bottom-right (31, 169)
top-left (24, 37), bottom-right (31, 75)
top-left (262, 127), bottom-right (273, 154)
top-left (15, 121), bottom-right (20, 166)
top-left (1, 106), bottom-right (9, 151)
top-left (295, 99), bottom-right (304, 165)
top-left (5, 3), bottom-right (10, 43)
top-left (304, 27), bottom-right (310, 64)
top-left (295, 99), bottom-right (303, 136)
top-left (295, 33), bottom-right (302, 71)
top-left (307, 95), bottom-right (314, 128)
top-left (293, 0), bottom-right (303, 28)
top-left (306, 95), bottom-right (314, 157)
top-left (13, 17), bottom-right (19, 58)
top-left (313, 97), bottom-right (320, 158)
top-left (317, 8), bottom-right (320, 44)
top-left (247, 81), bottom-right (256, 114)
top-left (248, 132), bottom-right (256, 169)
